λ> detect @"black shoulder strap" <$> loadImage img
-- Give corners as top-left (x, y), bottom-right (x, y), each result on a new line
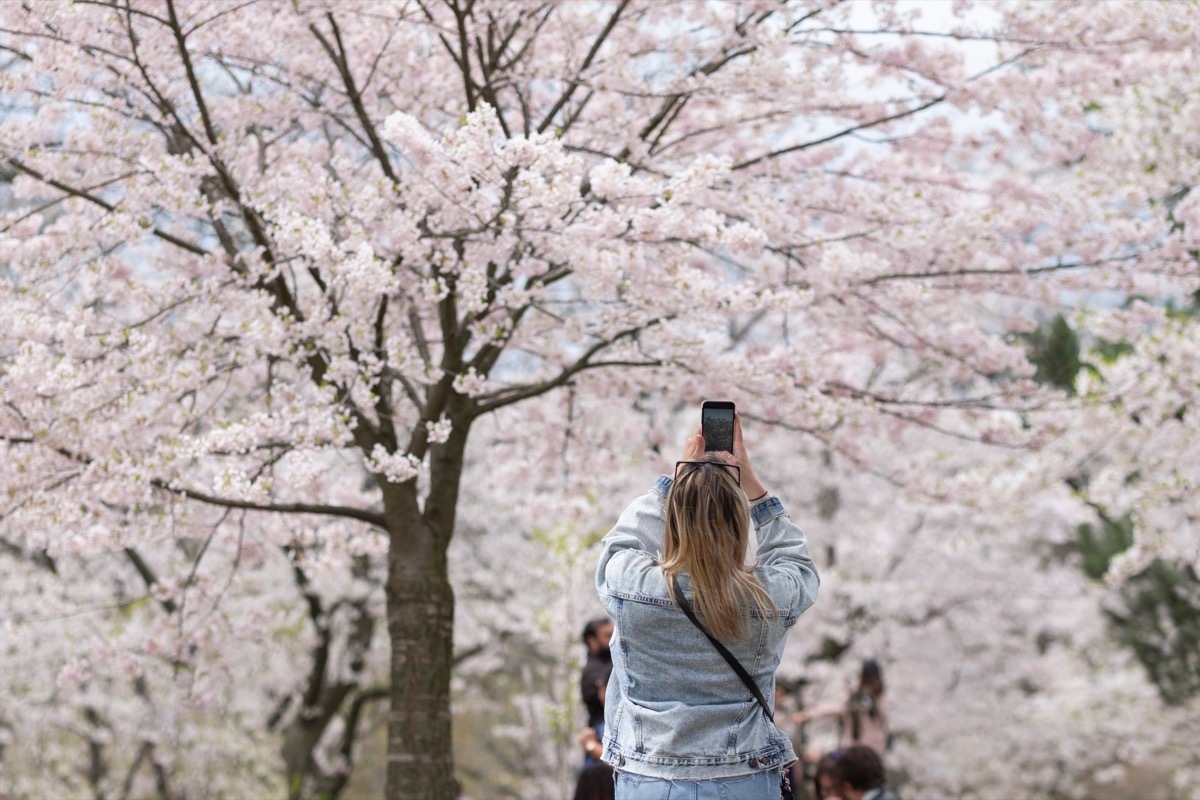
top-left (671, 576), bottom-right (774, 723)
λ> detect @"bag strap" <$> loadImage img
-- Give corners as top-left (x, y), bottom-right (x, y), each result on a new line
top-left (672, 575), bottom-right (774, 723)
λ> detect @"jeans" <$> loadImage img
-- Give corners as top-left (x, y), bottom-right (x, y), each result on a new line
top-left (614, 770), bottom-right (781, 800)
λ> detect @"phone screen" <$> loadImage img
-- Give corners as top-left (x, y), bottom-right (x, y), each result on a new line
top-left (701, 403), bottom-right (735, 452)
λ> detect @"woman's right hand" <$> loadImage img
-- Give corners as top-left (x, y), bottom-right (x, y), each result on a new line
top-left (730, 412), bottom-right (768, 501)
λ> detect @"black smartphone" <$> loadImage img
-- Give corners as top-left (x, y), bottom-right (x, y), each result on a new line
top-left (701, 401), bottom-right (735, 452)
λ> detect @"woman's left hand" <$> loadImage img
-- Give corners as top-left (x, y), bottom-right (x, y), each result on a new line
top-left (680, 427), bottom-right (707, 461)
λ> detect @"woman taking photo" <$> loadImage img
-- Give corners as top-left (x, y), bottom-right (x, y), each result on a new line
top-left (596, 413), bottom-right (820, 799)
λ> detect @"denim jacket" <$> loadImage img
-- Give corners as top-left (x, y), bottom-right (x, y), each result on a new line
top-left (595, 475), bottom-right (820, 780)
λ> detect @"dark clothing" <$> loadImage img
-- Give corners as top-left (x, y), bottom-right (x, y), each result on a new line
top-left (581, 651), bottom-right (612, 728)
top-left (782, 764), bottom-right (799, 799)
top-left (573, 762), bottom-right (615, 800)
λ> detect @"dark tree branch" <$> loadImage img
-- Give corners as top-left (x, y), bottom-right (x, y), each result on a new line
top-left (155, 0), bottom-right (349, 428)
top-left (473, 320), bottom-right (666, 414)
top-left (338, 686), bottom-right (389, 760)
top-left (165, 0), bottom-right (219, 145)
top-left (151, 480), bottom-right (388, 529)
top-left (123, 548), bottom-right (179, 614)
top-left (446, 0), bottom-right (478, 111)
top-left (7, 159), bottom-right (208, 256)
top-left (535, 0), bottom-right (630, 135)
top-left (286, 547), bottom-right (330, 711)
top-left (372, 294), bottom-right (409, 428)
top-left (309, 12), bottom-right (398, 183)
top-left (118, 740), bottom-right (175, 800)
top-left (733, 93), bottom-right (947, 170)
top-left (853, 253), bottom-right (1141, 287)
top-left (75, 0), bottom-right (168, 25)
top-left (732, 41), bottom-right (1043, 171)
top-left (0, 536), bottom-right (57, 574)
top-left (83, 706), bottom-right (108, 793)
top-left (0, 435), bottom-right (387, 529)
top-left (281, 566), bottom-right (379, 799)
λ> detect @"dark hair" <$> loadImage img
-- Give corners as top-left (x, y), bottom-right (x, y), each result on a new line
top-left (835, 744), bottom-right (887, 791)
top-left (859, 658), bottom-right (885, 697)
top-left (581, 617), bottom-right (611, 646)
top-left (813, 751), bottom-right (841, 799)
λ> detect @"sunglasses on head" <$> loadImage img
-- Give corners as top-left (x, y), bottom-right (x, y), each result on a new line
top-left (673, 460), bottom-right (741, 486)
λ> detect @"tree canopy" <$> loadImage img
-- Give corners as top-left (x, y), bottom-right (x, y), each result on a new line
top-left (1, 1), bottom-right (1198, 797)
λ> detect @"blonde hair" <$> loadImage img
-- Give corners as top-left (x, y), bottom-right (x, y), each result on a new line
top-left (662, 454), bottom-right (775, 640)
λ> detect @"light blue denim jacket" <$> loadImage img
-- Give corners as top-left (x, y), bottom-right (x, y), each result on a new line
top-left (596, 475), bottom-right (820, 780)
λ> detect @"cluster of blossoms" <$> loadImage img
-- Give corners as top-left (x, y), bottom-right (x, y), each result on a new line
top-left (0, 0), bottom-right (1198, 797)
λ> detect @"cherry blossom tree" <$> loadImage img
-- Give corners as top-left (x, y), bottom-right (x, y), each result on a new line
top-left (2, 1), bottom-right (1198, 798)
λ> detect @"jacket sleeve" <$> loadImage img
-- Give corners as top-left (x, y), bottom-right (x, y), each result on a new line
top-left (595, 476), bottom-right (671, 602)
top-left (750, 495), bottom-right (820, 621)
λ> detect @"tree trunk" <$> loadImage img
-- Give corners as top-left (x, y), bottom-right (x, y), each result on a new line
top-left (381, 374), bottom-right (474, 797)
top-left (384, 488), bottom-right (457, 799)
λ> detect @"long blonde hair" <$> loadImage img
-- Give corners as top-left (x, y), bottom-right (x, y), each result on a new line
top-left (662, 454), bottom-right (775, 640)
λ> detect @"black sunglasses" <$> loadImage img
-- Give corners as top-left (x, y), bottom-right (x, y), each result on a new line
top-left (674, 460), bottom-right (741, 486)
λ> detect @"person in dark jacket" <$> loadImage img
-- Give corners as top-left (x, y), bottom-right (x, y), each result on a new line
top-left (579, 617), bottom-right (614, 767)
top-left (580, 617), bottom-right (614, 730)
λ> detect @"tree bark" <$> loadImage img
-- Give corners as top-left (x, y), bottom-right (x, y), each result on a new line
top-left (385, 515), bottom-right (456, 800)
top-left (384, 367), bottom-right (477, 796)
top-left (382, 407), bottom-right (471, 800)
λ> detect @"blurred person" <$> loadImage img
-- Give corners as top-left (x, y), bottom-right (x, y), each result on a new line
top-left (581, 617), bottom-right (614, 730)
top-left (596, 413), bottom-right (820, 799)
top-left (578, 725), bottom-right (605, 768)
top-left (812, 750), bottom-right (845, 800)
top-left (579, 617), bottom-right (614, 767)
top-left (794, 659), bottom-right (889, 757)
top-left (774, 679), bottom-right (803, 799)
top-left (832, 745), bottom-right (900, 800)
top-left (573, 760), bottom-right (616, 800)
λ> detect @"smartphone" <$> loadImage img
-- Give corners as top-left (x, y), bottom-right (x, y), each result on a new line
top-left (701, 401), bottom-right (735, 452)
